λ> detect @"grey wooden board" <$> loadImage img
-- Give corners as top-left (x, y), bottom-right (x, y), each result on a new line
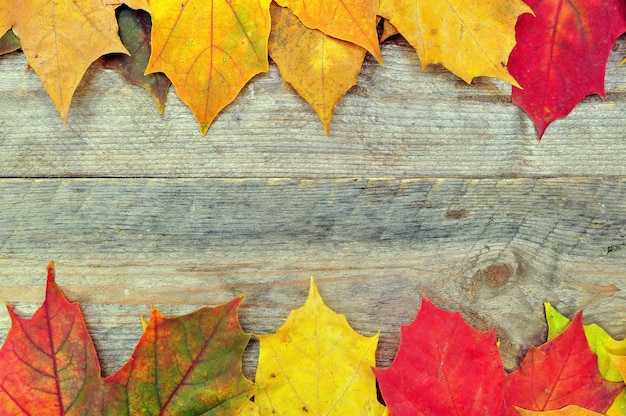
top-left (0, 178), bottom-right (625, 378)
top-left (0, 37), bottom-right (625, 179)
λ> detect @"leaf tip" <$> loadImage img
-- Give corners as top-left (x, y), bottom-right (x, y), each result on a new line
top-left (46, 261), bottom-right (55, 283)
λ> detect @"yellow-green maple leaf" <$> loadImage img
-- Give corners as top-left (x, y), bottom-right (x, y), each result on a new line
top-left (1, 0), bottom-right (128, 122)
top-left (255, 278), bottom-right (385, 415)
top-left (146, 0), bottom-right (271, 135)
top-left (269, 3), bottom-right (367, 135)
top-left (377, 0), bottom-right (532, 85)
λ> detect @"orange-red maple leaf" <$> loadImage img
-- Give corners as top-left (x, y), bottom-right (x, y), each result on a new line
top-left (0, 0), bottom-right (128, 123)
top-left (508, 0), bottom-right (626, 138)
top-left (145, 0), bottom-right (271, 135)
top-left (504, 314), bottom-right (623, 415)
top-left (0, 263), bottom-right (104, 415)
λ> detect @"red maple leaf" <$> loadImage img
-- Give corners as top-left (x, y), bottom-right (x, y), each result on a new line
top-left (0, 262), bottom-right (104, 414)
top-left (504, 313), bottom-right (623, 415)
top-left (374, 296), bottom-right (507, 415)
top-left (509, 0), bottom-right (626, 138)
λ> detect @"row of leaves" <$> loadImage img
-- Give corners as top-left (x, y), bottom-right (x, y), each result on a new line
top-left (1, 263), bottom-right (625, 415)
top-left (1, 0), bottom-right (625, 138)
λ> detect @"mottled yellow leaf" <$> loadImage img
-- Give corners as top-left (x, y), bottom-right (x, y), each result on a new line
top-left (516, 405), bottom-right (605, 416)
top-left (378, 0), bottom-right (531, 85)
top-left (146, 0), bottom-right (271, 134)
top-left (269, 3), bottom-right (367, 135)
top-left (275, 0), bottom-right (381, 64)
top-left (255, 278), bottom-right (385, 415)
top-left (2, 0), bottom-right (128, 122)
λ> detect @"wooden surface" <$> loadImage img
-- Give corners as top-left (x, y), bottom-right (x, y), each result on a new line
top-left (1, 35), bottom-right (626, 379)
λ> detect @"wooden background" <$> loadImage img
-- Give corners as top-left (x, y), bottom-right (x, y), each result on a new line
top-left (1, 34), bottom-right (626, 379)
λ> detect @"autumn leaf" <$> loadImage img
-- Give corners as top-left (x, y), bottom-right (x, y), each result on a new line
top-left (375, 295), bottom-right (507, 415)
top-left (104, 297), bottom-right (256, 415)
top-left (255, 278), bottom-right (385, 415)
top-left (0, 262), bottom-right (104, 415)
top-left (545, 303), bottom-right (626, 383)
top-left (505, 313), bottom-right (623, 415)
top-left (380, 19), bottom-right (399, 44)
top-left (0, 29), bottom-right (20, 55)
top-left (0, 0), bottom-right (128, 123)
top-left (377, 0), bottom-right (531, 85)
top-left (508, 0), bottom-right (626, 138)
top-left (545, 304), bottom-right (626, 416)
top-left (269, 3), bottom-right (367, 135)
top-left (274, 0), bottom-right (381, 64)
top-left (516, 405), bottom-right (605, 416)
top-left (145, 0), bottom-right (271, 135)
top-left (103, 6), bottom-right (171, 114)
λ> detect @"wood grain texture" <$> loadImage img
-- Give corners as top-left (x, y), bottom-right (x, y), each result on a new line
top-left (0, 37), bottom-right (625, 178)
top-left (1, 33), bottom-right (626, 384)
top-left (0, 178), bottom-right (625, 377)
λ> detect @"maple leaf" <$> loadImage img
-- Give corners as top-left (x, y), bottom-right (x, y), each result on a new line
top-left (516, 405), bottom-right (605, 416)
top-left (375, 295), bottom-right (507, 415)
top-left (377, 0), bottom-right (531, 85)
top-left (255, 278), bottom-right (385, 415)
top-left (0, 29), bottom-right (19, 55)
top-left (103, 6), bottom-right (171, 114)
top-left (145, 0), bottom-right (271, 135)
top-left (545, 304), bottom-right (626, 416)
top-left (104, 297), bottom-right (256, 415)
top-left (508, 0), bottom-right (626, 138)
top-left (505, 313), bottom-right (623, 415)
top-left (0, 0), bottom-right (128, 123)
top-left (274, 0), bottom-right (381, 64)
top-left (268, 3), bottom-right (367, 135)
top-left (0, 262), bottom-right (104, 415)
top-left (545, 303), bottom-right (626, 383)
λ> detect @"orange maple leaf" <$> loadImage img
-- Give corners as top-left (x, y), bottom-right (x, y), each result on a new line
top-left (269, 3), bottom-right (367, 134)
top-left (146, 0), bottom-right (271, 135)
top-left (275, 0), bottom-right (382, 64)
top-left (378, 0), bottom-right (532, 85)
top-left (1, 0), bottom-right (128, 123)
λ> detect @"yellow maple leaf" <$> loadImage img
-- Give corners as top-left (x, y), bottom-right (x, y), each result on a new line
top-left (516, 405), bottom-right (605, 416)
top-left (275, 0), bottom-right (382, 64)
top-left (269, 3), bottom-right (367, 135)
top-left (146, 0), bottom-right (271, 135)
top-left (255, 278), bottom-right (385, 415)
top-left (378, 0), bottom-right (532, 85)
top-left (1, 0), bottom-right (128, 123)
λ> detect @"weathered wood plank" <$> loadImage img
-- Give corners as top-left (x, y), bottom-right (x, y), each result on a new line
top-left (1, 37), bottom-right (626, 178)
top-left (0, 178), bottom-right (625, 377)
